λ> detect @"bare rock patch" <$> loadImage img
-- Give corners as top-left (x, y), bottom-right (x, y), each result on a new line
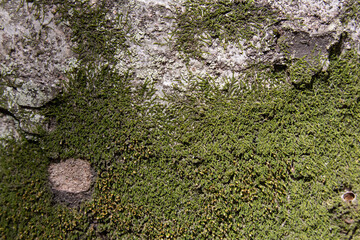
top-left (48, 158), bottom-right (95, 206)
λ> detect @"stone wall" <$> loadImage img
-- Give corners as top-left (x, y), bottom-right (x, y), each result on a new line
top-left (0, 0), bottom-right (359, 141)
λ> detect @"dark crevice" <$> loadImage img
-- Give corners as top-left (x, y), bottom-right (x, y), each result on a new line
top-left (0, 107), bottom-right (19, 121)
top-left (273, 63), bottom-right (287, 72)
top-left (18, 104), bottom-right (47, 110)
top-left (328, 32), bottom-right (347, 61)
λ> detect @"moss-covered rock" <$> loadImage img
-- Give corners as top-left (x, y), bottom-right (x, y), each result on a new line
top-left (3, 0), bottom-right (360, 239)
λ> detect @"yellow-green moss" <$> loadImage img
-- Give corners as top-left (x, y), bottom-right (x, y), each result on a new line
top-left (3, 0), bottom-right (360, 239)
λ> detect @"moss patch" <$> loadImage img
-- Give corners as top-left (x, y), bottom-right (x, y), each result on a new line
top-left (7, 50), bottom-right (357, 239)
top-left (24, 0), bottom-right (130, 63)
top-left (170, 0), bottom-right (278, 61)
top-left (341, 0), bottom-right (360, 24)
top-left (3, 0), bottom-right (360, 239)
top-left (0, 140), bottom-right (90, 239)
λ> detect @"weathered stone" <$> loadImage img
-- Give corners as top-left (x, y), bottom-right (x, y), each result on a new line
top-left (1, 80), bottom-right (61, 109)
top-left (15, 80), bottom-right (60, 108)
top-left (115, 0), bottom-right (265, 95)
top-left (113, 0), bottom-right (359, 95)
top-left (2, 0), bottom-right (360, 141)
top-left (17, 109), bottom-right (45, 135)
top-left (48, 158), bottom-right (95, 206)
top-left (0, 0), bottom-right (73, 140)
top-left (257, 0), bottom-right (357, 85)
top-left (283, 31), bottom-right (334, 60)
top-left (49, 159), bottom-right (94, 193)
top-left (0, 112), bottom-right (20, 141)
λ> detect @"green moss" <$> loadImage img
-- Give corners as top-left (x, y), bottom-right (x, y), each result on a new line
top-left (26, 50), bottom-right (360, 239)
top-left (341, 0), bottom-right (360, 24)
top-left (22, 0), bottom-right (130, 63)
top-left (0, 139), bottom-right (89, 239)
top-left (42, 64), bottom-right (139, 170)
top-left (170, 0), bottom-right (278, 61)
top-left (3, 0), bottom-right (360, 239)
top-left (288, 57), bottom-right (317, 89)
top-left (55, 1), bottom-right (130, 63)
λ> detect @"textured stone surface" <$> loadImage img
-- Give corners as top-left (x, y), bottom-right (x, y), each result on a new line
top-left (0, 0), bottom-right (72, 139)
top-left (115, 0), bottom-right (259, 96)
top-left (262, 0), bottom-right (346, 34)
top-left (0, 112), bottom-right (20, 140)
top-left (48, 159), bottom-right (94, 193)
top-left (259, 0), bottom-right (348, 71)
top-left (113, 0), bottom-right (356, 95)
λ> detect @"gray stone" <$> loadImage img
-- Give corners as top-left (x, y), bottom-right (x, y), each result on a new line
top-left (17, 109), bottom-right (46, 135)
top-left (0, 112), bottom-right (20, 143)
top-left (113, 0), bottom-right (358, 94)
top-left (15, 80), bottom-right (60, 108)
top-left (0, 0), bottom-right (73, 141)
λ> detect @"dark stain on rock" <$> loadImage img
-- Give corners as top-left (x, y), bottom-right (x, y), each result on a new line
top-left (284, 31), bottom-right (334, 61)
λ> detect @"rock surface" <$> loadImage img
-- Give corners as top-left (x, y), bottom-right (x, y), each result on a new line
top-left (0, 0), bottom-right (72, 140)
top-left (1, 0), bottom-right (360, 140)
top-left (113, 0), bottom-right (357, 94)
top-left (48, 158), bottom-right (94, 193)
top-left (48, 158), bottom-right (95, 206)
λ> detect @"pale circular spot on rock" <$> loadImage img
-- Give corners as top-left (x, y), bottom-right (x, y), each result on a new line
top-left (49, 158), bottom-right (94, 193)
top-left (48, 158), bottom-right (95, 206)
top-left (49, 158), bottom-right (93, 193)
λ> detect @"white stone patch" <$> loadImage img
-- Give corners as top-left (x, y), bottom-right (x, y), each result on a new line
top-left (114, 0), bottom-right (258, 97)
top-left (0, 114), bottom-right (20, 142)
top-left (15, 80), bottom-right (59, 108)
top-left (112, 0), bottom-right (360, 99)
top-left (0, 0), bottom-right (73, 139)
top-left (136, 0), bottom-right (184, 8)
top-left (261, 0), bottom-right (346, 34)
top-left (346, 19), bottom-right (360, 54)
